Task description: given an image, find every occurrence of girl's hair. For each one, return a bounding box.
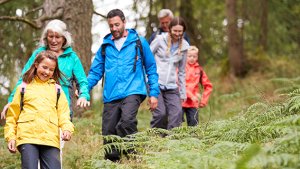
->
[166,17,187,56]
[39,19,73,49]
[22,50,63,84]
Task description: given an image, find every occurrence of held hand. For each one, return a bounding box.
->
[8,140,17,153]
[61,130,72,141]
[1,103,11,120]
[75,90,79,97]
[76,98,90,108]
[148,96,158,111]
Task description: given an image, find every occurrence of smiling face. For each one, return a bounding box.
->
[35,58,56,82]
[170,24,184,42]
[47,30,65,53]
[108,16,126,40]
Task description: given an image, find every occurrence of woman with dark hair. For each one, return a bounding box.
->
[150,17,190,130]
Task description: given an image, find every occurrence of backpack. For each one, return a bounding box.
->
[20,82,61,111]
[100,37,149,95]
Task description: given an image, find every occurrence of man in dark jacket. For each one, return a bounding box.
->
[148,9,190,44]
[87,9,160,162]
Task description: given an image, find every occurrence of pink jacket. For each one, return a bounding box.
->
[182,62,213,108]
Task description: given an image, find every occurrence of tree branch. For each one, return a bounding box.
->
[0,16,40,29]
[0,0,13,5]
[35,7,64,27]
[93,10,106,18]
[25,5,43,16]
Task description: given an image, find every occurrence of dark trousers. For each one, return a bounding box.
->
[18,144,61,169]
[151,88,182,130]
[182,107,199,126]
[102,94,143,161]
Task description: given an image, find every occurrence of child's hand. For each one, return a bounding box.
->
[61,130,72,141]
[1,103,11,120]
[199,103,206,108]
[8,139,16,153]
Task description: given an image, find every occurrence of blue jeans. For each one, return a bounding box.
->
[18,144,61,169]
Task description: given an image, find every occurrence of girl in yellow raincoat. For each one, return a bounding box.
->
[4,50,74,169]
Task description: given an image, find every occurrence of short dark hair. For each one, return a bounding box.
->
[107,9,125,21]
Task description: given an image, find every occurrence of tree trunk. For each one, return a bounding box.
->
[179,0,203,63]
[226,0,245,77]
[259,0,268,51]
[42,0,93,116]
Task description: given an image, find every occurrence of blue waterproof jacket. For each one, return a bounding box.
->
[88,29,160,103]
[8,47,90,106]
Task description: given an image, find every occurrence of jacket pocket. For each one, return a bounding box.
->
[17,113,35,123]
[49,116,58,126]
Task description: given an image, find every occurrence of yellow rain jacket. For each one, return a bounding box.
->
[4,77,74,149]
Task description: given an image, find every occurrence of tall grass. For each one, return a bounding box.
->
[0,55,299,168]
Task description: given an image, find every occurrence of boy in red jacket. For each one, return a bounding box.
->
[182,46,213,126]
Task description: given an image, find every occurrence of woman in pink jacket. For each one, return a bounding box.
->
[182,46,213,126]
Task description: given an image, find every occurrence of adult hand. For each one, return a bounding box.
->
[8,139,16,153]
[1,103,11,120]
[76,97,90,108]
[61,130,72,141]
[148,96,158,111]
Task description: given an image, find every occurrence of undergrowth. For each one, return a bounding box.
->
[0,57,299,169]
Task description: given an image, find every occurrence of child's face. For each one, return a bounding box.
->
[35,58,56,82]
[187,51,198,65]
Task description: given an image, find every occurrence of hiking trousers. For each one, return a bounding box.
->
[18,144,60,169]
[102,94,144,161]
[150,88,182,130]
[182,107,199,126]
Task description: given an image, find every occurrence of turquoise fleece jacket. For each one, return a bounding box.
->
[8,47,90,106]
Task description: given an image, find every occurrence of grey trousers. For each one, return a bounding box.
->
[150,88,182,130]
[18,144,61,169]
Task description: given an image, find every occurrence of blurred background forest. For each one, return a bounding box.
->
[0,0,300,168]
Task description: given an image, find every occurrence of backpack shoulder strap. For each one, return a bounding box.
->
[100,44,108,87]
[101,43,108,57]
[135,37,150,96]
[20,82,27,111]
[55,84,61,109]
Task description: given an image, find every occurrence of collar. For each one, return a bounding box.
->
[111,29,128,40]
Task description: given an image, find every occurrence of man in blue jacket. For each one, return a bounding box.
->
[87,9,160,161]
